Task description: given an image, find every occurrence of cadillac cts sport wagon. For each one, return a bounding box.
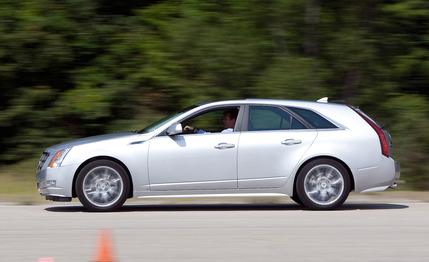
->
[36,98,400,211]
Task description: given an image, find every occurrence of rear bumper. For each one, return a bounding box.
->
[389,161,400,189]
[354,157,399,193]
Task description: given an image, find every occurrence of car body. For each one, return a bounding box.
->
[36,98,400,211]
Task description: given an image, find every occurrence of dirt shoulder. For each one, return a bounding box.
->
[348,190,429,203]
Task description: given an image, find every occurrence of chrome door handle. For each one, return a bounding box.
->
[214,143,235,149]
[281,139,302,145]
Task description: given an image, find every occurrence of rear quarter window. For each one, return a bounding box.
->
[288,107,337,129]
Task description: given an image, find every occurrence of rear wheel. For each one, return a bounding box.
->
[295,158,351,210]
[76,160,130,212]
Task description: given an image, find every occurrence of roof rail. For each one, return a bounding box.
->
[317,97,329,103]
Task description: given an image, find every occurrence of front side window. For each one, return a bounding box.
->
[248,106,306,131]
[181,107,240,134]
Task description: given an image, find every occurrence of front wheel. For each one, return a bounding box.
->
[295,158,351,210]
[76,160,130,212]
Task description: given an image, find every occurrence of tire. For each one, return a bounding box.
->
[76,160,130,212]
[295,158,351,210]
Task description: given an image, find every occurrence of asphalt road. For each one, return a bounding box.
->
[0,198,428,262]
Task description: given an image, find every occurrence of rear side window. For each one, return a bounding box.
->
[248,106,306,131]
[288,107,337,129]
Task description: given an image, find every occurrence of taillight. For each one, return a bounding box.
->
[354,109,389,157]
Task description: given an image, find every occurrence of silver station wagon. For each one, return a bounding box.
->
[36,98,400,211]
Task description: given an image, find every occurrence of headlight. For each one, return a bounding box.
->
[48,148,71,168]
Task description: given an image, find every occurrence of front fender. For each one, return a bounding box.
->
[63,139,151,197]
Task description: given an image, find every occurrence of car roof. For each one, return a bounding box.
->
[198,98,348,110]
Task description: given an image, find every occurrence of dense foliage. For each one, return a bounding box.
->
[0,0,428,188]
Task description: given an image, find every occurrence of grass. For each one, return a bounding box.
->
[0,157,43,203]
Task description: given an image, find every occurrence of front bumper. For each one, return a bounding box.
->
[36,164,77,200]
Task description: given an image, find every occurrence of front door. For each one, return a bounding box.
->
[148,106,241,191]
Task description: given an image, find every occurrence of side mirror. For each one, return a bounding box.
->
[166,123,182,136]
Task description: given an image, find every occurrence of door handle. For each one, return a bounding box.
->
[214,143,235,149]
[281,139,302,145]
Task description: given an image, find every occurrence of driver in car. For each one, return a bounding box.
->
[184,108,238,134]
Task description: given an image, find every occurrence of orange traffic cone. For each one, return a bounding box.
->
[37,258,54,262]
[93,230,116,262]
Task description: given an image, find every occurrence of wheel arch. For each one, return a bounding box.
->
[72,156,134,198]
[292,155,355,197]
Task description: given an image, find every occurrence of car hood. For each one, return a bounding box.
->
[46,132,142,152]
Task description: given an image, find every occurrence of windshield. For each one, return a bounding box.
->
[137,105,197,133]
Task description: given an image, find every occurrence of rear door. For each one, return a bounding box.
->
[237,105,317,188]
